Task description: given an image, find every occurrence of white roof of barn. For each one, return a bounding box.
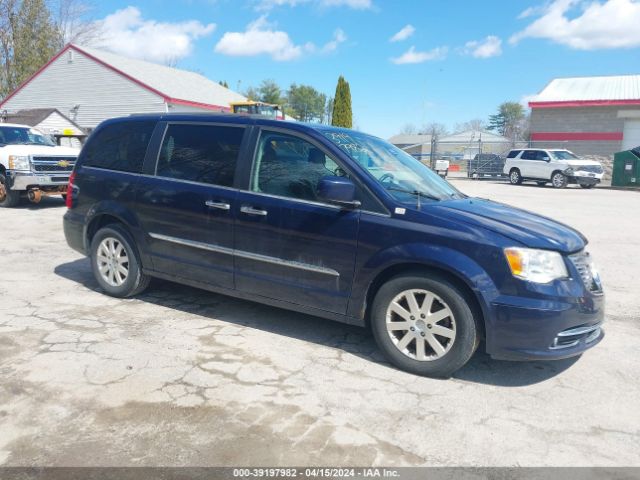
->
[440,130,510,143]
[389,134,433,146]
[531,74,640,104]
[73,44,247,108]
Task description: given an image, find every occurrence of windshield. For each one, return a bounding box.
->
[0,126,56,146]
[322,129,464,202]
[550,150,579,160]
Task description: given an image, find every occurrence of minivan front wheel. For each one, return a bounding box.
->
[371,274,479,377]
[509,169,522,185]
[90,225,150,297]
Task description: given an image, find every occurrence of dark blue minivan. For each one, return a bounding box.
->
[63,114,604,377]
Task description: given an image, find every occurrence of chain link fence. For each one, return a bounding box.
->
[407,139,614,181]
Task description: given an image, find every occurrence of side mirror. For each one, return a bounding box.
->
[317,176,361,208]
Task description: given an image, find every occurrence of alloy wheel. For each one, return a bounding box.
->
[96,237,130,287]
[385,289,456,361]
[552,173,566,188]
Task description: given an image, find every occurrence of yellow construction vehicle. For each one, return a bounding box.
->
[230,101,283,120]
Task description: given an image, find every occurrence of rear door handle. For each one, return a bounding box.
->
[240,205,268,216]
[205,201,231,211]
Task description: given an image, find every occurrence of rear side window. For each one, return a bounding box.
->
[156,124,244,187]
[507,150,522,158]
[521,150,537,160]
[82,121,155,173]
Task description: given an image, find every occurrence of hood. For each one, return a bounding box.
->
[561,159,601,167]
[0,144,79,157]
[428,198,586,253]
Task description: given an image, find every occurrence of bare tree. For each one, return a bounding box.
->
[454,118,486,133]
[50,0,102,47]
[419,122,448,137]
[400,123,417,135]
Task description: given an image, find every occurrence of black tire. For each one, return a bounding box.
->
[370,273,479,378]
[509,168,522,185]
[579,183,595,189]
[551,171,568,189]
[0,173,21,208]
[536,181,547,187]
[90,224,150,298]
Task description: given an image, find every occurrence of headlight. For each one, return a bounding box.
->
[504,247,568,284]
[8,155,30,171]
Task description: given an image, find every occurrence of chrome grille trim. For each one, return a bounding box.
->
[568,251,602,292]
[575,165,603,174]
[31,156,76,173]
[550,323,603,350]
[557,323,601,337]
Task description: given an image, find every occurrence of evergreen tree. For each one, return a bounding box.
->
[331,76,352,128]
[487,101,525,139]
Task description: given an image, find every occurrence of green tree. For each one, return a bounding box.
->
[286,83,326,123]
[1,0,59,98]
[331,75,352,128]
[219,80,229,88]
[488,101,525,139]
[257,79,282,105]
[243,86,259,101]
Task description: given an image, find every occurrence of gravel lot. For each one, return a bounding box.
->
[0,180,639,467]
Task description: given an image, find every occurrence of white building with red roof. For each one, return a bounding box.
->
[0,44,247,130]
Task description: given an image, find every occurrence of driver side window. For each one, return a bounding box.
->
[251,131,345,202]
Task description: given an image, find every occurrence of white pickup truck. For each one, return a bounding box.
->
[0,123,80,207]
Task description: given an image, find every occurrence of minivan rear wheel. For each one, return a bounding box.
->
[90,224,150,297]
[509,169,522,185]
[370,274,479,377]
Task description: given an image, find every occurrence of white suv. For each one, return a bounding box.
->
[503,149,604,189]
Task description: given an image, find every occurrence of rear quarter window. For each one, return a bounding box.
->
[507,150,522,158]
[81,121,156,173]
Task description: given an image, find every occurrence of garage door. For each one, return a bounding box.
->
[623,120,640,150]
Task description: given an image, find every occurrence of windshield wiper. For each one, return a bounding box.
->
[385,186,441,209]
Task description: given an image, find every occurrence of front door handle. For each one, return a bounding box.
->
[205,201,231,210]
[240,205,268,216]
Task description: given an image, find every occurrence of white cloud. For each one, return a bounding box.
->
[93,7,215,63]
[461,35,502,58]
[321,29,347,53]
[390,24,415,42]
[256,0,372,10]
[215,16,307,61]
[215,17,346,61]
[511,0,640,49]
[391,45,447,64]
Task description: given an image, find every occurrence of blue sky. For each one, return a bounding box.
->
[88,0,640,138]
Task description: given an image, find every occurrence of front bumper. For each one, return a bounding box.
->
[486,292,605,361]
[8,171,71,190]
[570,171,604,185]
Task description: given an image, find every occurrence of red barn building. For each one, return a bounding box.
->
[529,75,640,158]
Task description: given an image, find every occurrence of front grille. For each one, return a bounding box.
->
[576,165,603,174]
[31,156,76,173]
[550,323,602,349]
[568,251,602,292]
